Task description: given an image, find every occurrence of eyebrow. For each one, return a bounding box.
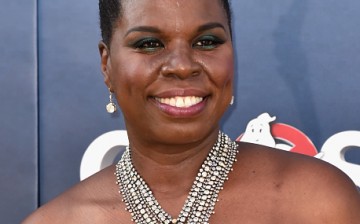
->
[125,26,161,37]
[197,22,226,33]
[124,22,226,37]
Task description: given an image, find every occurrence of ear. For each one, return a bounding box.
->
[98,41,112,90]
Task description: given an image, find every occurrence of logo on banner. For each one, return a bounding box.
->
[80,113,359,186]
[238,113,360,186]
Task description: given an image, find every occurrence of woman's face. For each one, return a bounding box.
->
[100,0,234,146]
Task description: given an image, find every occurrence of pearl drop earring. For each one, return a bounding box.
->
[106,89,117,113]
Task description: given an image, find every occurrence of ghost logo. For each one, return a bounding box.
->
[237,113,360,187]
[238,113,317,156]
[240,113,277,147]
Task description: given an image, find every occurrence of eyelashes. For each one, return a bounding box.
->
[193,35,225,50]
[130,35,225,53]
[131,37,164,53]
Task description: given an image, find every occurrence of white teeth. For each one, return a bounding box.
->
[184,97,192,107]
[155,96,203,108]
[175,97,185,107]
[170,98,176,107]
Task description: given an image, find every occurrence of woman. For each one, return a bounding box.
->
[23,0,360,223]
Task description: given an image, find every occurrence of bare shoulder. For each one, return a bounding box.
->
[21,165,129,224]
[227,142,360,223]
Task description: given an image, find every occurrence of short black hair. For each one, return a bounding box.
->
[99,0,232,46]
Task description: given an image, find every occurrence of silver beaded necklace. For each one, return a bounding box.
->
[115,131,238,224]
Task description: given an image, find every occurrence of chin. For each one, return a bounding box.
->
[151,123,219,145]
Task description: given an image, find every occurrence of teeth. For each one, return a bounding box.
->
[176,97,185,107]
[156,96,203,108]
[185,97,192,107]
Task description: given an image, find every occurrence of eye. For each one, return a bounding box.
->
[193,35,225,50]
[132,37,164,53]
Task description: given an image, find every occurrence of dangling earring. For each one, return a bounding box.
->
[230,96,234,105]
[106,89,117,113]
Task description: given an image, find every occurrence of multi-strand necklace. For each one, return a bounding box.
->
[115,131,239,224]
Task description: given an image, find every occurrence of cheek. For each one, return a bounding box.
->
[109,53,163,119]
[208,50,234,89]
[208,49,234,113]
[110,55,156,96]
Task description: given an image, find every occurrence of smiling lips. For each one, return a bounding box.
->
[155,96,204,108]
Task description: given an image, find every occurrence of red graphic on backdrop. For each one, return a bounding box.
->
[236,113,317,156]
[271,123,318,156]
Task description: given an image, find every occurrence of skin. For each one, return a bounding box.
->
[22,0,360,223]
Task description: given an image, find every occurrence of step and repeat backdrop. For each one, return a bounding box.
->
[1,0,359,223]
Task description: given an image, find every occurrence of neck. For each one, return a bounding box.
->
[127,128,219,192]
[115,131,239,222]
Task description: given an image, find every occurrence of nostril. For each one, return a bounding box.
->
[191,71,200,77]
[160,62,201,80]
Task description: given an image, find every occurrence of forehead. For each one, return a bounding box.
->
[118,0,228,34]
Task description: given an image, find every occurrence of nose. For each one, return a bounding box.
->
[160,43,202,79]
